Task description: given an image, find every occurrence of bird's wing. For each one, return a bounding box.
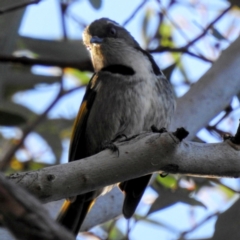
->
[69,74,99,161]
[57,73,99,235]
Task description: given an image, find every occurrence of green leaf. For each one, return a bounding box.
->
[156,174,177,189]
[27,161,49,170]
[0,109,26,126]
[159,22,174,48]
[101,220,125,240]
[7,158,50,174]
[64,68,90,85]
[89,0,102,9]
[158,22,182,65]
[108,226,125,240]
[217,184,236,199]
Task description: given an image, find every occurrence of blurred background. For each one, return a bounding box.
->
[0,0,240,239]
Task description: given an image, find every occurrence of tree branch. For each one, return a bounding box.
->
[184,6,231,49]
[8,131,240,204]
[149,46,213,63]
[149,5,232,63]
[0,1,41,15]
[0,172,74,240]
[0,54,93,71]
[170,35,240,138]
[123,0,148,26]
[0,85,83,170]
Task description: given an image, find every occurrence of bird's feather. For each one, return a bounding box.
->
[57,74,98,234]
[119,174,152,218]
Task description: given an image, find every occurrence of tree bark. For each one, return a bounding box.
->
[8,132,240,204]
[0,173,75,240]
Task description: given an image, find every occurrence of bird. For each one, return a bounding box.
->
[57,18,175,236]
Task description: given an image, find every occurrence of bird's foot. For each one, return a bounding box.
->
[119,134,139,142]
[101,140,119,156]
[151,125,167,133]
[112,134,127,142]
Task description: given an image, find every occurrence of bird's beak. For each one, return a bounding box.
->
[90,36,103,44]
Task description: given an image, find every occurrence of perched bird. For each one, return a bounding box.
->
[57,18,175,235]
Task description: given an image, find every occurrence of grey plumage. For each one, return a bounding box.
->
[57,18,175,235]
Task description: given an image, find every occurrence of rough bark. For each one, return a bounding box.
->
[0,173,75,240]
[8,132,240,204]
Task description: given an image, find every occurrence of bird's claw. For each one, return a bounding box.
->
[101,140,119,156]
[151,125,167,133]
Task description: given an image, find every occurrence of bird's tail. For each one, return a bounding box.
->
[57,195,94,236]
[119,174,152,218]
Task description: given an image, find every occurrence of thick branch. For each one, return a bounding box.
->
[0,172,74,240]
[0,1,41,15]
[8,132,240,203]
[170,35,240,138]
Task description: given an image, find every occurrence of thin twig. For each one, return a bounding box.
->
[0,0,41,14]
[179,212,219,238]
[0,85,84,170]
[60,2,68,40]
[206,125,230,139]
[149,46,213,63]
[0,54,93,71]
[158,4,204,56]
[68,12,87,29]
[184,6,232,49]
[216,105,233,127]
[150,5,231,64]
[123,0,148,26]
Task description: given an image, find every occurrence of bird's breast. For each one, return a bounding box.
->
[85,71,175,155]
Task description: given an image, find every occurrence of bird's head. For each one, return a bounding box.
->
[83,18,140,72]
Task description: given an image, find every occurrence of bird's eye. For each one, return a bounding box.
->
[109,27,117,36]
